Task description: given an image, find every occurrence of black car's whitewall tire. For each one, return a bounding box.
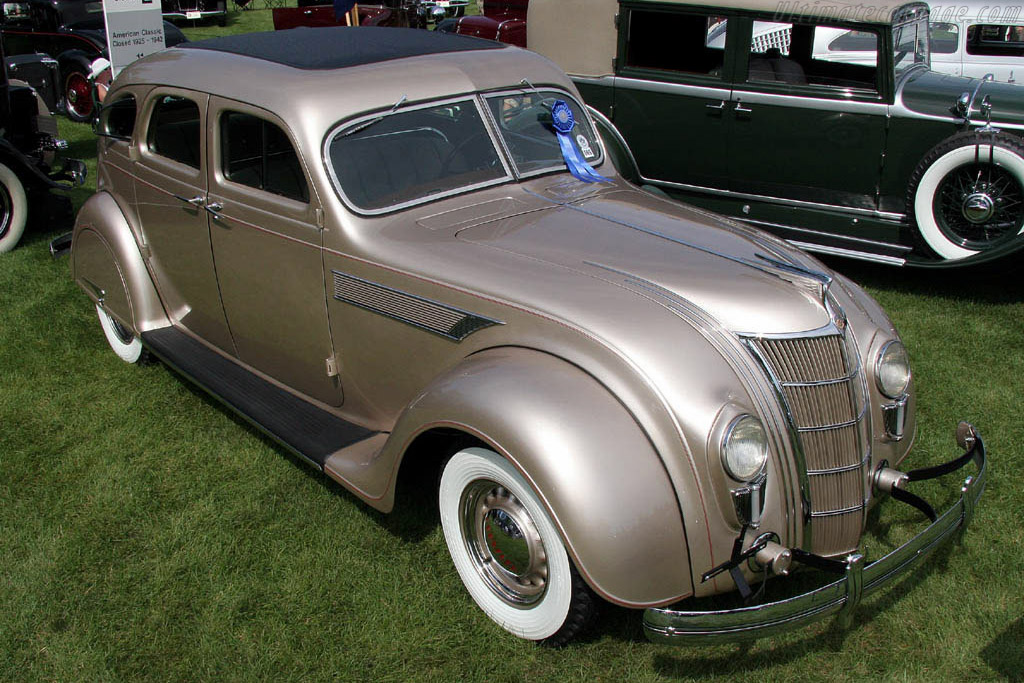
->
[0,162,28,254]
[439,447,594,644]
[96,304,148,364]
[910,132,1024,260]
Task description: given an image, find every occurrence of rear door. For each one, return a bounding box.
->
[206,97,341,407]
[132,88,236,354]
[613,3,737,190]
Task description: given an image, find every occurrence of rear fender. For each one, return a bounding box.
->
[382,346,693,607]
[70,191,168,333]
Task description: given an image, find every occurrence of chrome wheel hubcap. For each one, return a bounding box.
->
[962,192,995,223]
[461,480,548,608]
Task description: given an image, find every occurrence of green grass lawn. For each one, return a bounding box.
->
[1,10,1023,681]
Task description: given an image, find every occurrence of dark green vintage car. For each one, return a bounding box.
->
[528,0,1024,266]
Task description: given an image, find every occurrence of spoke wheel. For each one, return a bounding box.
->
[933,162,1024,251]
[909,131,1024,260]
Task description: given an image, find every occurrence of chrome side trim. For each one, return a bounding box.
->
[610,76,732,100]
[641,176,906,221]
[330,270,503,341]
[809,503,866,518]
[789,241,909,266]
[643,431,986,644]
[730,89,888,115]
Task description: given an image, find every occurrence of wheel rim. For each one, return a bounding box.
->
[461,479,549,608]
[65,71,94,119]
[0,179,11,240]
[933,162,1024,251]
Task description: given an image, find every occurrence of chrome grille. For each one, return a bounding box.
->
[748,332,869,557]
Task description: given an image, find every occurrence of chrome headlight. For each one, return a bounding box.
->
[721,415,769,482]
[876,340,911,398]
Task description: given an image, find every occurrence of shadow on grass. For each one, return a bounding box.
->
[171,375,441,544]
[981,616,1024,681]
[817,254,1023,304]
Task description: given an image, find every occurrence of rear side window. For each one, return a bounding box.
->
[99,94,136,139]
[147,95,201,168]
[967,24,1024,55]
[624,10,728,77]
[221,111,309,203]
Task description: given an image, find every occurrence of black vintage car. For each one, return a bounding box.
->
[0,0,187,121]
[0,33,84,252]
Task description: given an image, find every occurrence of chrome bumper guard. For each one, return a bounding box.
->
[644,422,987,644]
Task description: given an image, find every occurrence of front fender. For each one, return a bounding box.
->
[70,191,168,333]
[383,346,693,607]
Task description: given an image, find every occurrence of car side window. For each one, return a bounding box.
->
[220,111,309,203]
[147,95,201,168]
[624,10,728,78]
[967,24,1024,55]
[747,22,879,92]
[99,94,136,139]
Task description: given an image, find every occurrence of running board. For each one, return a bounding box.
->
[140,327,377,470]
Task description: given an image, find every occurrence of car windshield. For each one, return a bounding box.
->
[327,99,507,212]
[893,16,930,75]
[327,91,600,212]
[485,90,601,176]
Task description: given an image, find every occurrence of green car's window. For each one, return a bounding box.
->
[485,92,601,176]
[328,100,505,212]
[966,24,1024,55]
[746,23,878,92]
[893,19,929,74]
[625,10,728,77]
[148,95,201,169]
[99,94,136,139]
[221,111,309,203]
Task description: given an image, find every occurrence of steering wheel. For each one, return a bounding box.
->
[440,132,494,174]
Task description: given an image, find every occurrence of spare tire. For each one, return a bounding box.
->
[908,130,1024,260]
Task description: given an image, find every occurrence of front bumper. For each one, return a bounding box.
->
[644,422,987,644]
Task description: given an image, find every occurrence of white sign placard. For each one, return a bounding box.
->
[103,0,166,76]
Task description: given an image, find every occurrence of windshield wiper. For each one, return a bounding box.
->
[342,94,408,137]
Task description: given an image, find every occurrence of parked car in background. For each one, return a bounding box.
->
[813,1,1024,82]
[436,0,526,46]
[72,27,984,645]
[0,0,186,121]
[0,34,84,252]
[272,0,428,30]
[161,0,227,27]
[528,0,1024,266]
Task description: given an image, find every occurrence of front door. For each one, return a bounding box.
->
[132,89,235,354]
[205,97,341,407]
[725,18,889,212]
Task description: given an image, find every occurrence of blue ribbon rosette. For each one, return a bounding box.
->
[550,100,610,183]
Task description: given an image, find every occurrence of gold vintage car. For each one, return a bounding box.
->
[71,28,985,645]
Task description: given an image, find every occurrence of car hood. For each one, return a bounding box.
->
[900,68,1024,126]
[455,187,832,335]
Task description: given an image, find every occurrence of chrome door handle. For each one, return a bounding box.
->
[734,100,753,114]
[204,202,223,217]
[173,194,206,207]
[705,100,726,111]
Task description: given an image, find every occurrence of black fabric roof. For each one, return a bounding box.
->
[178,27,504,70]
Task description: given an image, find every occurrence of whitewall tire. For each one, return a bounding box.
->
[439,447,593,643]
[0,162,28,254]
[910,132,1024,260]
[96,304,147,364]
